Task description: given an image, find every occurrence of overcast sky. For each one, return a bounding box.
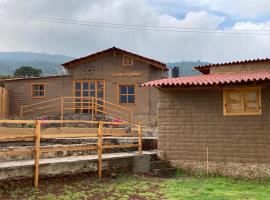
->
[0,0,270,63]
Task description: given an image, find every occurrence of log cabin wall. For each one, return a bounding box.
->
[4,76,73,117]
[67,51,163,126]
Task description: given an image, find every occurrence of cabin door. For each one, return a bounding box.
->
[73,80,105,113]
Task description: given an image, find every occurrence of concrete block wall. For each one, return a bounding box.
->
[157,86,270,178]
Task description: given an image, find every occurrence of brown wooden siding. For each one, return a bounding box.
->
[5,76,73,116]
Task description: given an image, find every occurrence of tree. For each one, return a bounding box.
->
[14,66,42,77]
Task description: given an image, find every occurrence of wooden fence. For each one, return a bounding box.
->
[0,87,8,119]
[0,120,142,188]
[21,96,132,122]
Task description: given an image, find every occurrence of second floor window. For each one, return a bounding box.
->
[123,55,133,66]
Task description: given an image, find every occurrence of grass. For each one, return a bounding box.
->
[1,173,270,200]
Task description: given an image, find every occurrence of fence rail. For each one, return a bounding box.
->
[0,119,142,188]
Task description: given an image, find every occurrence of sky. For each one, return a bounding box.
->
[0,0,270,63]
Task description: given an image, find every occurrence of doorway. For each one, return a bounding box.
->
[73,80,105,113]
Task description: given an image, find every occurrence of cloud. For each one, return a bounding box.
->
[0,0,269,63]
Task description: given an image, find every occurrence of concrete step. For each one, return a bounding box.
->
[152,168,178,177]
[150,160,171,169]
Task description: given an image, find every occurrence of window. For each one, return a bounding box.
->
[123,55,133,66]
[223,87,261,115]
[32,83,45,98]
[119,85,135,104]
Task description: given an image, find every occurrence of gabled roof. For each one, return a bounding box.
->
[194,58,270,74]
[62,47,167,70]
[141,71,270,87]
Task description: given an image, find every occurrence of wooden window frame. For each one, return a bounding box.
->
[31,83,46,99]
[122,54,133,66]
[118,84,136,105]
[73,80,106,113]
[223,86,261,116]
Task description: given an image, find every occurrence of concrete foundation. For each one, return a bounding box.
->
[0,151,155,180]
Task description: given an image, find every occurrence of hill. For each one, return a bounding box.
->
[0,52,73,76]
[0,52,209,77]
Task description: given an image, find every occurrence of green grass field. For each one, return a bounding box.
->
[1,173,270,200]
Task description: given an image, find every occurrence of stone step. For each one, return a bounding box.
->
[150,160,172,169]
[152,168,178,177]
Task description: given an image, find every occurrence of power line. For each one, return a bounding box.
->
[0,11,270,36]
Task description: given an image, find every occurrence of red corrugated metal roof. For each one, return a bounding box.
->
[195,58,270,74]
[141,71,270,87]
[62,47,167,70]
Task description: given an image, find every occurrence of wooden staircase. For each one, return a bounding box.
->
[20,96,132,122]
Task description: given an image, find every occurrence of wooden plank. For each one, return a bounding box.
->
[98,121,103,179]
[34,120,41,188]
[0,120,35,124]
[42,133,98,139]
[40,145,97,153]
[111,72,142,77]
[138,122,142,155]
[103,144,138,149]
[0,148,33,156]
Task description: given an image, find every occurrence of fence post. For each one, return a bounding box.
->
[34,120,41,188]
[98,121,103,179]
[60,97,64,121]
[20,107,23,119]
[138,121,142,155]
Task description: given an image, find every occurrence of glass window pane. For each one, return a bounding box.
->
[33,91,39,96]
[97,82,103,89]
[75,91,81,96]
[128,95,135,103]
[120,95,127,103]
[90,82,95,90]
[245,102,258,112]
[120,86,127,94]
[90,91,95,97]
[245,92,257,101]
[33,85,39,90]
[227,92,242,103]
[39,85,44,90]
[83,91,89,96]
[39,91,44,96]
[75,82,81,90]
[97,90,103,98]
[227,91,243,112]
[128,86,134,94]
[83,82,88,90]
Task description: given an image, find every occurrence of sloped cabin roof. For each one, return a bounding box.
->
[194,58,270,74]
[142,58,270,87]
[141,71,270,87]
[62,47,167,70]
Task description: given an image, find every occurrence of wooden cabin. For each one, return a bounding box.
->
[3,47,167,126]
[142,58,270,178]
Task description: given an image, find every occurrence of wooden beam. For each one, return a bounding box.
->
[138,121,142,155]
[111,72,142,77]
[34,120,41,188]
[40,145,97,153]
[98,121,103,179]
[103,144,138,149]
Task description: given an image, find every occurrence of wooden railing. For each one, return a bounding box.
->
[0,120,142,187]
[20,96,132,122]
